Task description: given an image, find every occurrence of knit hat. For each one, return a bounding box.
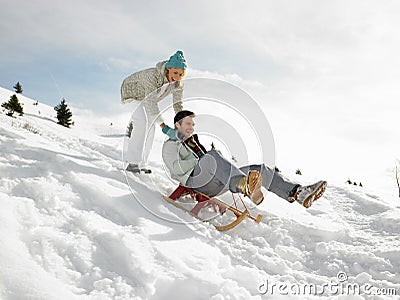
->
[165,50,187,70]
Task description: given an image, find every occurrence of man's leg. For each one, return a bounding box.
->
[185,150,246,197]
[239,164,299,202]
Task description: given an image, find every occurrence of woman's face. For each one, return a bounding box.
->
[167,68,185,83]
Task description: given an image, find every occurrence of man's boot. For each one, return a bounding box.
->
[289,180,327,208]
[237,170,264,205]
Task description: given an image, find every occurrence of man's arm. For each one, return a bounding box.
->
[162,141,198,183]
[161,124,177,140]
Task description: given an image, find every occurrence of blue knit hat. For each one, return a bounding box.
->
[165,50,187,70]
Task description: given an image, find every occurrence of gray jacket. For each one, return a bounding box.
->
[120,61,183,117]
[162,138,199,185]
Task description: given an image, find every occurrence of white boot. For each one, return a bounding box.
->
[290,180,327,208]
[126,164,152,174]
[126,163,141,173]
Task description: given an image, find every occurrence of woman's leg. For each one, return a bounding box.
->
[125,102,146,165]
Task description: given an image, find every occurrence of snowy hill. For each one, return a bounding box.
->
[1,87,399,299]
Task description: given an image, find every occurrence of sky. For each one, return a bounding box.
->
[1,0,400,190]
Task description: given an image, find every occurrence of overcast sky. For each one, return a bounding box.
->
[1,0,400,187]
[1,0,399,108]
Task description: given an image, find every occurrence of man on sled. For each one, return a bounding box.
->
[162,110,327,210]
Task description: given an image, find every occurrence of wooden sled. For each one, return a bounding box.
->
[162,184,263,231]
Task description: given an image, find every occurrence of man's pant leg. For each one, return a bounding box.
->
[185,150,246,197]
[239,164,299,201]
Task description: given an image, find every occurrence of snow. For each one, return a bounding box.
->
[1,86,400,299]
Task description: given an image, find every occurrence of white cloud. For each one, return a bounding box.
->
[98,57,139,72]
[2,0,400,79]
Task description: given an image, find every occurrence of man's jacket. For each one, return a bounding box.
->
[162,134,206,185]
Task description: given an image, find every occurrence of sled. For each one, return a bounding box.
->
[162,184,263,231]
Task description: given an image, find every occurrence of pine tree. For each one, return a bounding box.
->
[126,121,133,137]
[211,142,216,150]
[54,98,73,128]
[1,94,24,117]
[13,82,23,93]
[346,179,352,185]
[295,169,302,175]
[274,166,281,173]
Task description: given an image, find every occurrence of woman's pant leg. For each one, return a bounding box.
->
[125,101,156,166]
[142,118,155,166]
[125,102,146,165]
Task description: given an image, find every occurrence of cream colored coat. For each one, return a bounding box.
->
[120,61,183,118]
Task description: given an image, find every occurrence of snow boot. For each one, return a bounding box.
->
[126,164,152,174]
[290,180,327,208]
[126,163,141,173]
[140,168,152,174]
[237,170,264,205]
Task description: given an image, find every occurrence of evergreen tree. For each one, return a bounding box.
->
[346,179,352,185]
[295,169,302,175]
[1,94,24,117]
[359,182,363,187]
[13,82,23,93]
[126,121,133,137]
[211,142,216,150]
[274,166,281,173]
[54,98,73,128]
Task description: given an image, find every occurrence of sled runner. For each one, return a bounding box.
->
[162,184,263,231]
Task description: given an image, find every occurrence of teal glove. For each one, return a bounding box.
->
[161,125,177,140]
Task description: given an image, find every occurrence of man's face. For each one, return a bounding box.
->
[175,116,195,139]
[167,68,185,83]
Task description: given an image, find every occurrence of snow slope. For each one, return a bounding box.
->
[1,87,399,299]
